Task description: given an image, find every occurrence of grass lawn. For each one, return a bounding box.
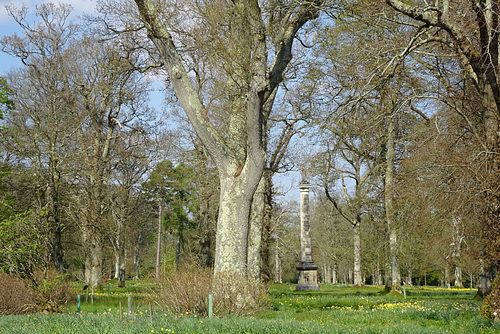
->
[0,282,499,333]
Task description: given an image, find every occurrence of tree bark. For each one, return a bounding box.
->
[444,262,451,288]
[196,141,215,268]
[385,112,401,291]
[133,232,143,279]
[156,203,162,279]
[82,220,103,289]
[259,169,274,282]
[247,176,265,279]
[215,165,262,274]
[134,0,320,277]
[451,215,464,288]
[114,253,120,280]
[274,236,282,283]
[45,179,65,273]
[353,222,363,286]
[325,265,331,283]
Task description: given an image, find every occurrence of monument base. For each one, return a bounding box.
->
[296,261,320,291]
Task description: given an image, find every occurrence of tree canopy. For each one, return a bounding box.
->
[1,0,500,319]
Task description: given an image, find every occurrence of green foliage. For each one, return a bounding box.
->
[0,211,48,279]
[34,270,74,313]
[0,77,13,120]
[480,275,500,320]
[144,160,199,263]
[144,161,198,215]
[144,161,196,201]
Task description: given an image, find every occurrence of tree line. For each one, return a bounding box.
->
[0,0,499,319]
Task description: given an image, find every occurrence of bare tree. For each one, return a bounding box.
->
[386,0,500,300]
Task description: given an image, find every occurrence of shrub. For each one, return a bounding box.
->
[33,270,74,313]
[480,275,500,320]
[0,271,37,315]
[211,271,269,316]
[0,270,74,315]
[0,211,49,280]
[156,264,268,317]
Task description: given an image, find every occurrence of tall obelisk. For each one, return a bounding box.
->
[296,181,319,291]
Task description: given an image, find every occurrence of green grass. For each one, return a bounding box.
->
[0,282,499,333]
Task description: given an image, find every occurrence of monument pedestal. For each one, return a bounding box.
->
[296,261,320,291]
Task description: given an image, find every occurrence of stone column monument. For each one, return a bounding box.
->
[296,181,320,291]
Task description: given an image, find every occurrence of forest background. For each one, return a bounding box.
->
[1,0,499,319]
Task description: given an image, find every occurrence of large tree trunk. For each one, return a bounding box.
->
[114,253,120,279]
[274,238,282,283]
[82,224,103,289]
[478,84,500,297]
[196,141,216,268]
[115,236,126,288]
[451,215,463,288]
[384,245,391,289]
[215,163,262,275]
[353,222,363,286]
[43,144,65,273]
[454,266,463,288]
[444,262,450,288]
[46,180,65,273]
[259,169,274,282]
[175,235,181,270]
[133,232,143,279]
[247,169,275,280]
[134,0,320,278]
[385,112,401,291]
[156,203,162,279]
[81,178,104,289]
[118,249,126,288]
[111,209,126,287]
[247,176,266,279]
[479,260,497,297]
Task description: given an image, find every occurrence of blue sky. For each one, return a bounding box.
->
[0,0,96,25]
[0,0,303,203]
[0,0,97,74]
